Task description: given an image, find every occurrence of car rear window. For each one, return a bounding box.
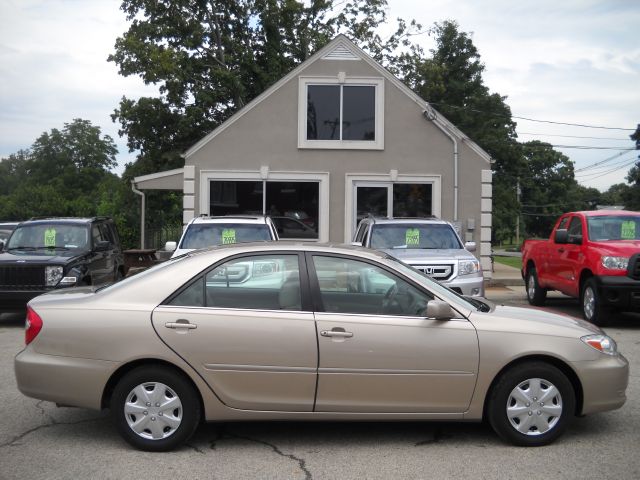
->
[179,223,272,249]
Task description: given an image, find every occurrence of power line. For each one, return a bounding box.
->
[574,151,633,172]
[550,145,634,150]
[428,102,636,131]
[518,132,630,141]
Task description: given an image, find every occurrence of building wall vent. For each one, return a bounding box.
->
[323,43,360,61]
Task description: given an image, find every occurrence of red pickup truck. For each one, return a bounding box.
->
[521,210,640,325]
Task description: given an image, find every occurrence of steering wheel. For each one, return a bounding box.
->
[382,283,399,312]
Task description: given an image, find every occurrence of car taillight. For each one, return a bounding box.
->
[25,306,43,345]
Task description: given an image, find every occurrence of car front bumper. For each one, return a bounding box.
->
[595,275,640,311]
[0,290,47,311]
[572,352,629,415]
[441,274,485,297]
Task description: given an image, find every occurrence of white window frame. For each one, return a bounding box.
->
[344,174,442,242]
[298,76,384,150]
[199,170,330,242]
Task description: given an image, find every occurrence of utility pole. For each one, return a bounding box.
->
[516,179,521,245]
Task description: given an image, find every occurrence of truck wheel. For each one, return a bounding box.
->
[526,267,547,306]
[581,278,609,326]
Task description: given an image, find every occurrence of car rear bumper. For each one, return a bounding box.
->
[572,353,629,415]
[595,275,640,311]
[14,347,118,410]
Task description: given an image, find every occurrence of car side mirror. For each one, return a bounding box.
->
[165,241,177,252]
[464,241,476,252]
[554,229,568,244]
[95,240,111,252]
[424,300,455,320]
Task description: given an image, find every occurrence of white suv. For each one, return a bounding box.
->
[353,216,484,297]
[166,215,279,258]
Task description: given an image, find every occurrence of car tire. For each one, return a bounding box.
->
[111,366,201,451]
[526,267,547,306]
[488,362,575,447]
[581,277,609,326]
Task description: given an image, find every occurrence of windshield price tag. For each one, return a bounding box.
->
[222,229,236,244]
[621,221,635,239]
[44,228,56,247]
[406,228,420,246]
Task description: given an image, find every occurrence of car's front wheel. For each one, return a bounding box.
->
[488,362,575,446]
[581,277,609,326]
[526,267,546,306]
[111,366,201,451]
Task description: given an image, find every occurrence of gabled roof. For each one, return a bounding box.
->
[184,34,491,164]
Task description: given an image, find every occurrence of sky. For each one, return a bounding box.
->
[0,0,638,191]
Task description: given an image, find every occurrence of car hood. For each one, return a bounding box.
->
[588,240,640,255]
[0,250,86,264]
[470,302,601,337]
[381,248,475,263]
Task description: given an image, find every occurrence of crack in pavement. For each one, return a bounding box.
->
[208,426,312,479]
[0,406,106,449]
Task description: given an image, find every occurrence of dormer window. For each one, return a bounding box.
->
[298,76,384,149]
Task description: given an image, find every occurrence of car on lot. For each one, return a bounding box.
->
[353,216,484,296]
[0,217,125,312]
[15,243,628,451]
[271,216,318,239]
[0,221,19,250]
[165,215,279,258]
[522,210,640,325]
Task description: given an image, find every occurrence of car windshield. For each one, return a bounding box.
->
[370,224,462,250]
[385,255,479,311]
[7,224,89,250]
[587,215,640,241]
[179,223,272,249]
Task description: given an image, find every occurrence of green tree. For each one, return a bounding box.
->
[398,21,522,243]
[0,120,129,240]
[622,124,640,210]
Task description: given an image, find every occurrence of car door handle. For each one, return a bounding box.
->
[558,248,565,253]
[320,330,353,338]
[165,321,197,330]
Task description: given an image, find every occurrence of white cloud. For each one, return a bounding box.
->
[1,0,638,190]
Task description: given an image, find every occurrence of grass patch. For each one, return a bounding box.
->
[493,255,522,269]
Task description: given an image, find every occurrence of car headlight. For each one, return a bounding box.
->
[45,266,63,286]
[458,259,480,276]
[581,334,618,355]
[601,256,629,270]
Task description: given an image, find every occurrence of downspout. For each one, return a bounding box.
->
[423,107,459,221]
[131,181,145,249]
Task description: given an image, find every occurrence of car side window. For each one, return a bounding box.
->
[312,255,433,316]
[568,217,583,239]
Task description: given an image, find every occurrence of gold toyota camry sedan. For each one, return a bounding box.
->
[15,243,628,451]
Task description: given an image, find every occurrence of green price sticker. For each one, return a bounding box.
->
[44,228,56,247]
[406,228,420,246]
[621,221,636,239]
[222,229,236,245]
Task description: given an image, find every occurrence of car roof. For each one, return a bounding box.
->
[363,216,448,225]
[189,215,270,225]
[574,210,640,217]
[17,217,109,226]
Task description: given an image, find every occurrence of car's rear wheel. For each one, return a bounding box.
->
[111,366,201,451]
[581,277,609,326]
[488,362,575,446]
[526,267,546,306]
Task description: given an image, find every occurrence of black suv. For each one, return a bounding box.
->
[0,217,125,312]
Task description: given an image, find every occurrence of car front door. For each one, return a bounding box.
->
[151,253,318,411]
[309,254,479,413]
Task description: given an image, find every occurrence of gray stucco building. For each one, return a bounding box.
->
[134,35,493,275]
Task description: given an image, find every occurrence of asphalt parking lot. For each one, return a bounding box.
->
[1,288,639,480]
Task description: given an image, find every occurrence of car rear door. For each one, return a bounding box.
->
[309,253,479,413]
[151,252,318,411]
